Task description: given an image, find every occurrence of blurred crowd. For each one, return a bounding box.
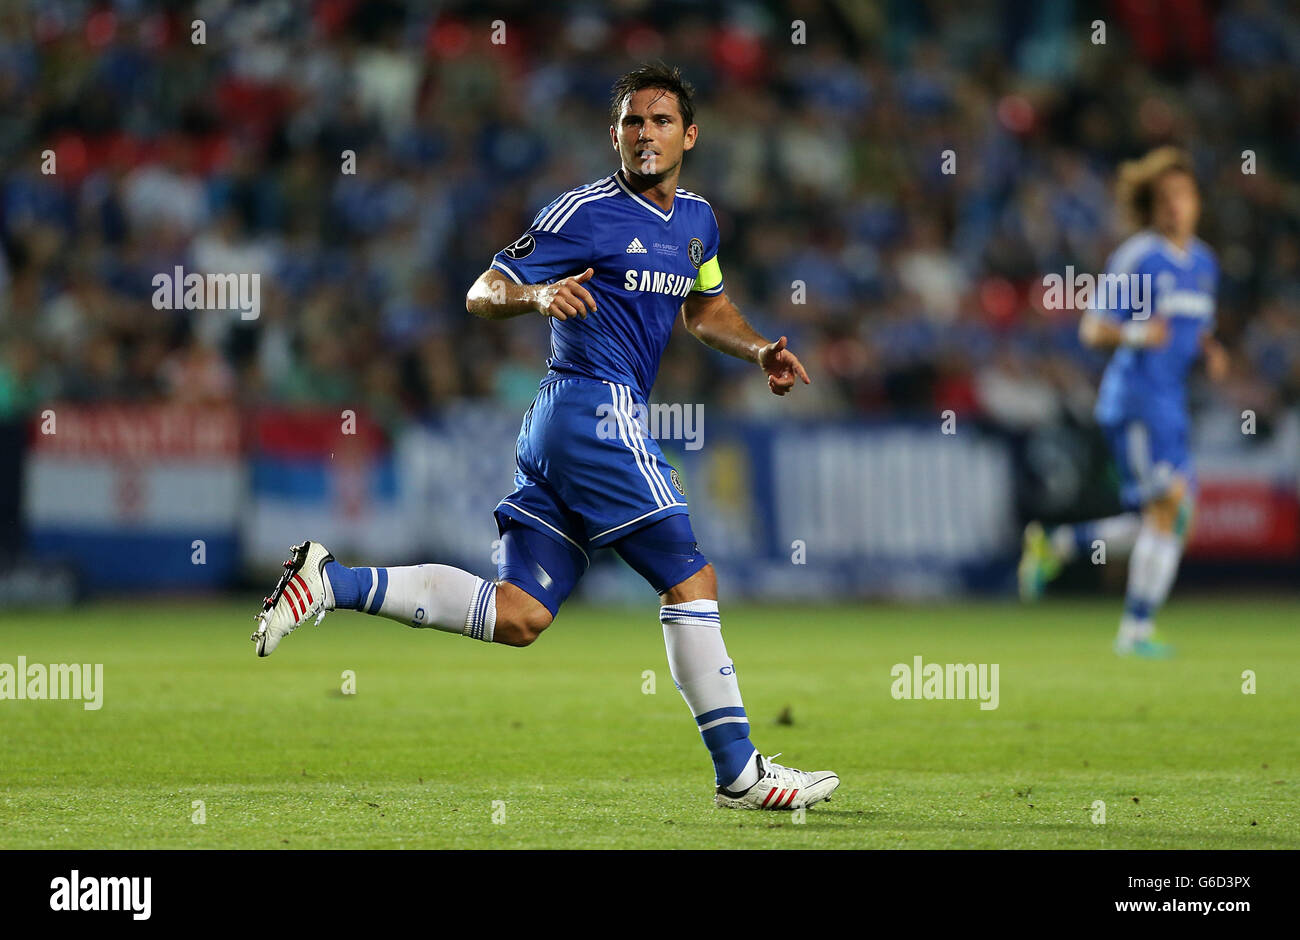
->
[1,0,1299,436]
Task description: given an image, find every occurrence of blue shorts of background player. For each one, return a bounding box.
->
[1101,416,1195,513]
[492,375,709,615]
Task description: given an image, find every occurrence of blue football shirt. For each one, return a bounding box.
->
[1093,230,1218,428]
[490,169,724,401]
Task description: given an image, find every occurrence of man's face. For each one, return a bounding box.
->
[1152,170,1200,241]
[610,87,697,181]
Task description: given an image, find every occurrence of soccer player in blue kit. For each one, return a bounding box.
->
[251,64,840,810]
[1019,147,1230,656]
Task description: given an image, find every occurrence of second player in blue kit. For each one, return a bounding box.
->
[1093,229,1218,514]
[1019,147,1230,656]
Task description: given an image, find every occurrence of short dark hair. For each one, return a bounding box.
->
[609,62,696,129]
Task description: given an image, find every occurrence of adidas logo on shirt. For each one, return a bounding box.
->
[626,237,647,254]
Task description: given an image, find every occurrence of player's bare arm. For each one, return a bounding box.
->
[466,267,597,321]
[1078,310,1170,351]
[1202,332,1230,382]
[681,291,811,396]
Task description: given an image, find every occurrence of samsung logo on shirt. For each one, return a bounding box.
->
[623,269,695,298]
[1157,289,1214,318]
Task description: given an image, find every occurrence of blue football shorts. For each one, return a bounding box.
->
[492,375,706,612]
[1101,415,1194,512]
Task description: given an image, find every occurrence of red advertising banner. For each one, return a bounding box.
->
[28,404,240,458]
[1186,479,1300,560]
[250,408,388,458]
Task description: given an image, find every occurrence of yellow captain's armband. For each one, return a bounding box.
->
[692,255,723,293]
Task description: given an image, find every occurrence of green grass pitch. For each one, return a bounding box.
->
[1,596,1297,849]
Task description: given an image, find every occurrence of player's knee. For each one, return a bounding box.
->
[1168,476,1188,506]
[493,521,584,644]
[1145,476,1187,533]
[1144,498,1176,533]
[661,562,716,604]
[493,582,553,647]
[500,611,550,647]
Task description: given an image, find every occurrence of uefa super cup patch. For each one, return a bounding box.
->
[671,468,686,496]
[688,237,704,267]
[504,234,535,259]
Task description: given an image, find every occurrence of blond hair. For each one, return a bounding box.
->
[1116,146,1196,229]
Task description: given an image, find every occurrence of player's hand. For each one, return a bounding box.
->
[1142,317,1170,348]
[535,268,597,321]
[758,335,811,397]
[1204,338,1231,383]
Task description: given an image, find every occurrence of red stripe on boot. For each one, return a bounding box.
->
[286,581,305,619]
[294,573,313,604]
[284,588,301,620]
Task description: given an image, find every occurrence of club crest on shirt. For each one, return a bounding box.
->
[504,234,535,259]
[670,468,686,495]
[688,237,704,268]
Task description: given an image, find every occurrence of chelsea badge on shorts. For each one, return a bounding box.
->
[687,237,704,268]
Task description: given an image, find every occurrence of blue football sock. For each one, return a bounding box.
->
[1073,522,1096,558]
[1123,596,1152,621]
[660,600,758,789]
[324,561,371,611]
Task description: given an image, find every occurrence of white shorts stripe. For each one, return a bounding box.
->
[590,503,686,543]
[1126,421,1152,491]
[496,500,590,564]
[619,384,675,506]
[604,382,666,509]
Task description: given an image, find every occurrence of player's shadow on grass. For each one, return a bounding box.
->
[701,807,877,829]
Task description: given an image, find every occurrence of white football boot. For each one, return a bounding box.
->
[714,753,840,810]
[251,541,336,657]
